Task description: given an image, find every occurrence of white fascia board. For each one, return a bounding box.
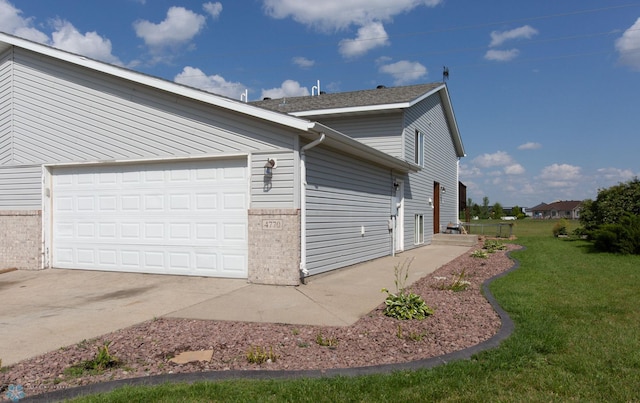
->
[289,84,447,117]
[291,103,410,117]
[0,33,313,133]
[437,86,466,158]
[410,84,445,107]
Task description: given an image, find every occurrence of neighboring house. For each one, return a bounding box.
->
[529,201,582,219]
[0,33,465,285]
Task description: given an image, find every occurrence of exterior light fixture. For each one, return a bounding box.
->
[393,180,399,190]
[264,158,277,177]
[441,185,446,194]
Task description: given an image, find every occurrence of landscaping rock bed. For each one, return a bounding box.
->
[1,242,518,398]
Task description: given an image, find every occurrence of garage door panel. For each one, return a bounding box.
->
[52,159,248,278]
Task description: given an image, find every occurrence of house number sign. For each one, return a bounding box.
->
[262,219,283,230]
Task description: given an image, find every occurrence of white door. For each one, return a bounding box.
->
[51,159,248,278]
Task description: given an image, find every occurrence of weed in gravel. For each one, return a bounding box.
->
[63,341,121,379]
[433,269,471,292]
[396,325,428,342]
[315,333,339,348]
[246,346,278,364]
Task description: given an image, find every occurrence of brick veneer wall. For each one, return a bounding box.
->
[248,209,300,285]
[0,211,42,270]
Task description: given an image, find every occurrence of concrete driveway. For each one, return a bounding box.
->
[0,243,471,366]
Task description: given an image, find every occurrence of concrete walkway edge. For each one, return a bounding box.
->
[29,247,524,403]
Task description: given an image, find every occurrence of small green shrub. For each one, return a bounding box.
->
[552,219,569,237]
[246,346,278,364]
[483,239,507,252]
[471,249,488,258]
[592,214,640,254]
[381,258,434,320]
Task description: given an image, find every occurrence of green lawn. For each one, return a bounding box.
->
[73,220,640,402]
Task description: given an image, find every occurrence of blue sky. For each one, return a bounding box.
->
[2,0,639,208]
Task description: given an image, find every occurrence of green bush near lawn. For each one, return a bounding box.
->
[71,220,640,402]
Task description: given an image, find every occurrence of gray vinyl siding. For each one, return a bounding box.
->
[0,165,41,209]
[0,49,12,166]
[315,114,404,158]
[305,146,392,275]
[9,47,297,165]
[403,92,459,244]
[250,150,296,209]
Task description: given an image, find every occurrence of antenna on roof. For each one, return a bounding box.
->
[240,89,248,103]
[442,66,449,82]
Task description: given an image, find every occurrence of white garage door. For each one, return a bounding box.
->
[51,159,248,278]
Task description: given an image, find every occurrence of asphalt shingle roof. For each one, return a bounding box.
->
[250,82,443,114]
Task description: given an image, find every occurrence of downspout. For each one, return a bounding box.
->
[299,133,326,283]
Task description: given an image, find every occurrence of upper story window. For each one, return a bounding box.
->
[414,130,424,167]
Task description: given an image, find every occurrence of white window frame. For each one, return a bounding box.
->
[415,130,424,167]
[414,214,424,245]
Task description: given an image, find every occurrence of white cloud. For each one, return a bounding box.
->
[538,163,581,188]
[263,0,441,57]
[292,56,315,68]
[459,163,482,178]
[262,0,442,31]
[50,20,122,65]
[505,164,525,175]
[0,1,122,64]
[261,80,310,99]
[484,49,519,62]
[615,17,640,71]
[489,25,538,47]
[203,2,223,19]
[596,167,636,182]
[133,6,207,52]
[0,0,49,43]
[174,66,246,99]
[518,142,542,150]
[339,21,389,58]
[378,60,427,85]
[472,151,514,168]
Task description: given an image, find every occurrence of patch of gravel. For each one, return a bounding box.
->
[1,242,518,398]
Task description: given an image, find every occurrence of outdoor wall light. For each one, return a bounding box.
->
[440,185,446,194]
[393,180,399,190]
[264,158,277,177]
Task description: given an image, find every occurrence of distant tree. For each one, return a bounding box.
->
[480,197,490,219]
[580,178,640,231]
[510,205,525,219]
[580,178,640,255]
[492,202,504,219]
[471,203,481,218]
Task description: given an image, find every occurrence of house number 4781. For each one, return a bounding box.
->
[262,219,283,230]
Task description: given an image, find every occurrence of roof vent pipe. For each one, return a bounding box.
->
[311,80,321,96]
[240,89,248,103]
